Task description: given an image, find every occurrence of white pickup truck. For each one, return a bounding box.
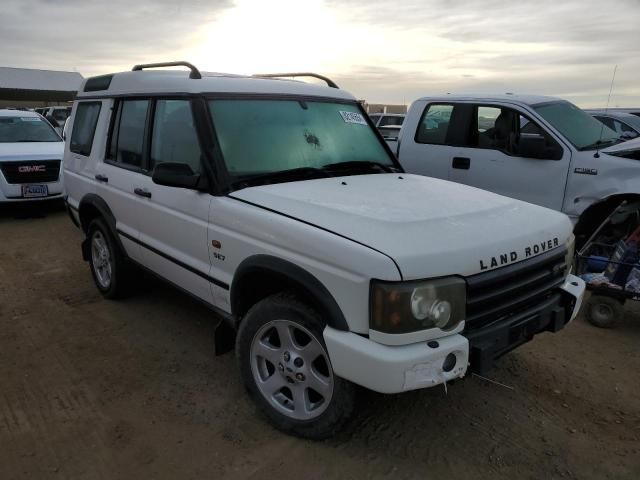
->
[395,94,640,245]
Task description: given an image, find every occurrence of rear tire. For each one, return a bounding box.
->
[585,294,621,328]
[87,218,133,299]
[236,293,355,439]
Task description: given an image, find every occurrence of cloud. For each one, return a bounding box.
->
[0,0,231,73]
[1,0,638,107]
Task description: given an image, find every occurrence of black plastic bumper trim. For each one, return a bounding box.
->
[463,291,571,375]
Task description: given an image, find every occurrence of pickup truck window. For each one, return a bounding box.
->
[534,101,620,151]
[415,104,453,145]
[472,105,562,159]
[476,106,503,147]
[208,99,394,179]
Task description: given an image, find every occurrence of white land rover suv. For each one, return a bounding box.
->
[64,62,585,439]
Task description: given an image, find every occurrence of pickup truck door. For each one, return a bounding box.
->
[448,103,570,211]
[398,102,471,181]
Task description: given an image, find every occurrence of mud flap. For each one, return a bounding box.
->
[214,320,236,356]
[81,238,91,262]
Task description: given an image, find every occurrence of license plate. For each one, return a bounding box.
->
[21,184,48,198]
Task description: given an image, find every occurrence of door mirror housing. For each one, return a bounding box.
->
[517,134,562,160]
[152,162,202,190]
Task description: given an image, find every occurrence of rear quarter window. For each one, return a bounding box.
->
[415,104,454,145]
[70,102,102,156]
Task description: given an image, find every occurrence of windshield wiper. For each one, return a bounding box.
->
[321,160,399,174]
[231,166,329,189]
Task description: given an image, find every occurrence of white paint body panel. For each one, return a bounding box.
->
[397,95,640,222]
[323,326,469,394]
[231,174,574,279]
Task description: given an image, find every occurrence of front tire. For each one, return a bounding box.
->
[236,293,355,439]
[87,218,132,299]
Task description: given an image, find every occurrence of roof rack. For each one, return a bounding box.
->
[132,61,202,79]
[252,72,339,89]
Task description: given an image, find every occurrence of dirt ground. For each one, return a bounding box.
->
[0,202,639,480]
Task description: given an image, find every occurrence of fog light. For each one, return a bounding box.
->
[442,353,457,372]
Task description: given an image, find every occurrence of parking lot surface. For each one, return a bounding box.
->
[1,203,639,480]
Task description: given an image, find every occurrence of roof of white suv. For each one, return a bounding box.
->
[416,93,561,107]
[77,63,355,101]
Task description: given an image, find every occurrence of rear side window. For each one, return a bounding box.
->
[379,115,404,127]
[150,100,201,174]
[415,104,454,144]
[70,102,101,155]
[108,100,149,168]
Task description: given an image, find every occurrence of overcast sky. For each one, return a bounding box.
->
[2,0,639,107]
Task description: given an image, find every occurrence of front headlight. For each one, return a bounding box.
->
[565,234,575,274]
[370,277,466,334]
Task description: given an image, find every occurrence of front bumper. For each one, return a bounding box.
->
[324,274,585,394]
[324,327,469,394]
[0,177,64,203]
[464,274,585,375]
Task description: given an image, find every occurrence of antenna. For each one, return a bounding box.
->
[595,64,617,158]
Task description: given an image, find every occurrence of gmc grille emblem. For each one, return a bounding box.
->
[18,165,46,173]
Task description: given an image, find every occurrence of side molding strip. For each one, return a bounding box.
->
[117,229,230,290]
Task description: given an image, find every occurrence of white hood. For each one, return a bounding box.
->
[230,174,573,279]
[0,141,64,161]
[602,136,640,155]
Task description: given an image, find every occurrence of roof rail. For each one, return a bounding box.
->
[132,61,202,79]
[252,72,339,89]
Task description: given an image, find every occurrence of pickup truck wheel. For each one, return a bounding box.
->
[87,218,132,299]
[585,294,620,328]
[236,293,355,439]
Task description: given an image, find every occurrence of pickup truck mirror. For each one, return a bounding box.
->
[517,134,563,160]
[152,162,202,189]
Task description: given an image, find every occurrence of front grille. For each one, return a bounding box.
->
[0,160,61,184]
[465,248,567,329]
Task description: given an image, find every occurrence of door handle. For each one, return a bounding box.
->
[452,157,471,170]
[94,174,109,183]
[134,188,152,198]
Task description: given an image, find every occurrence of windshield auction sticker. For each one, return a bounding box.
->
[339,111,367,125]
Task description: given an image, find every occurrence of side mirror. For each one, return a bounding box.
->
[622,131,638,140]
[152,162,202,189]
[517,134,562,160]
